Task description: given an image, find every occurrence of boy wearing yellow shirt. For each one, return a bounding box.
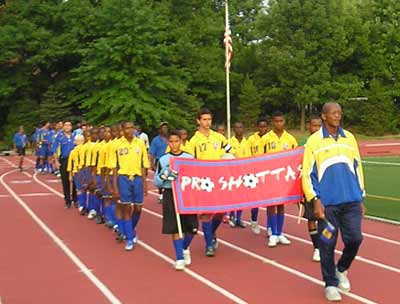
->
[84,128,99,220]
[77,130,92,215]
[228,122,251,228]
[67,135,84,210]
[188,108,231,257]
[110,121,150,251]
[264,111,298,247]
[247,117,268,235]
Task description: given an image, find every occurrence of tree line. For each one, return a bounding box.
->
[1,0,399,141]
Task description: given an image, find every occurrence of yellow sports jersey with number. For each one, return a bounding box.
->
[108,136,150,176]
[188,130,228,160]
[165,140,192,155]
[229,136,251,158]
[97,140,112,173]
[67,145,81,174]
[78,141,95,169]
[248,132,266,156]
[263,130,298,153]
[106,138,121,170]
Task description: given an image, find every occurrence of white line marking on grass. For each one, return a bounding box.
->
[32,173,248,304]
[0,170,122,304]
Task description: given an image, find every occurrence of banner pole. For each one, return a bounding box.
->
[225,0,231,140]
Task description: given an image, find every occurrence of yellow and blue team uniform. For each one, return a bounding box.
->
[301,125,365,288]
[188,130,229,254]
[78,140,95,212]
[98,140,116,226]
[89,140,105,218]
[108,136,150,243]
[165,140,192,154]
[264,129,298,237]
[247,132,267,223]
[228,136,252,226]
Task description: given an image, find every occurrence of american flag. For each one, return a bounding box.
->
[224,26,233,70]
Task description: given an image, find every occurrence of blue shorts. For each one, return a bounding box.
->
[74,173,83,191]
[118,175,143,204]
[96,175,102,190]
[102,178,113,198]
[38,144,49,157]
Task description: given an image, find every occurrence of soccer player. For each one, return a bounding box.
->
[90,129,105,223]
[78,129,93,215]
[189,108,230,257]
[98,126,115,228]
[165,128,191,154]
[37,121,50,173]
[150,122,169,203]
[247,117,268,234]
[137,126,149,150]
[228,122,251,228]
[299,116,323,262]
[13,126,27,172]
[264,111,298,247]
[216,124,226,136]
[67,135,84,210]
[110,121,150,251]
[51,121,75,208]
[85,128,100,220]
[154,131,198,270]
[302,102,365,301]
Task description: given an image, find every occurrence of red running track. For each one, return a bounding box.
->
[1,156,399,303]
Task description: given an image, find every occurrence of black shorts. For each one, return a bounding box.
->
[301,200,318,221]
[16,147,26,156]
[162,189,198,235]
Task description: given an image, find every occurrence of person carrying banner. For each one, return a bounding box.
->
[302,102,365,302]
[247,117,268,234]
[228,122,251,228]
[264,111,298,247]
[188,108,231,257]
[299,115,323,262]
[110,121,149,251]
[154,131,198,270]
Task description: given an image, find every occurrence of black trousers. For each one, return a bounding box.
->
[59,156,76,205]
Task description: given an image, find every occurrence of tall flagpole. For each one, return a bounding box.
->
[225,0,231,139]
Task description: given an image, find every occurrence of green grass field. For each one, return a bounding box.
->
[363,156,400,222]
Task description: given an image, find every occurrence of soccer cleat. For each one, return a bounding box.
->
[133,236,138,244]
[112,224,119,232]
[312,248,321,262]
[116,233,126,242]
[336,269,351,292]
[267,227,273,237]
[205,246,215,257]
[79,207,86,215]
[251,221,261,235]
[278,234,291,245]
[268,235,279,247]
[212,235,218,249]
[87,210,96,220]
[236,221,246,228]
[183,249,191,266]
[229,217,236,228]
[125,240,135,251]
[325,286,342,302]
[95,215,104,224]
[158,193,163,204]
[175,259,185,271]
[64,203,71,209]
[223,214,230,224]
[72,201,79,208]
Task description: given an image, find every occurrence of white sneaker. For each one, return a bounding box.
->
[312,248,321,262]
[78,206,84,213]
[278,234,291,245]
[251,221,261,235]
[175,259,185,271]
[229,217,236,228]
[268,235,279,247]
[267,227,273,237]
[336,269,351,292]
[183,249,191,266]
[87,210,97,220]
[325,286,342,301]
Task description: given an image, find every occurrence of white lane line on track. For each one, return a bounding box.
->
[34,173,377,304]
[31,173,248,304]
[364,143,400,147]
[143,200,377,304]
[19,193,53,197]
[149,189,400,276]
[0,169,122,304]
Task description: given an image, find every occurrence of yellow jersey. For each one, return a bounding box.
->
[248,132,266,156]
[165,140,192,155]
[90,140,105,175]
[67,145,81,174]
[108,136,150,177]
[188,130,228,160]
[263,130,298,153]
[229,136,251,158]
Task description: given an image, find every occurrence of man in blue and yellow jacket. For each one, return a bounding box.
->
[302,102,366,302]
